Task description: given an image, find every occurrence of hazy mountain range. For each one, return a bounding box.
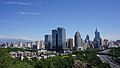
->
[0,38,32,43]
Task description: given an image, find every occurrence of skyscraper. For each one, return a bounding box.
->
[32,41,37,50]
[85,35,90,46]
[57,27,66,49]
[52,29,58,50]
[45,35,52,50]
[84,35,91,49]
[67,38,73,50]
[74,31,83,51]
[52,27,66,50]
[85,35,90,43]
[93,28,102,48]
[35,41,41,49]
[40,40,44,49]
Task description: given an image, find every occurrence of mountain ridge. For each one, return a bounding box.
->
[0,38,32,43]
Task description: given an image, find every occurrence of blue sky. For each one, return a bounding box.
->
[0,0,120,40]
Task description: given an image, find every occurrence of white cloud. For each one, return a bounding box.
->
[0,35,32,40]
[0,35,6,39]
[19,37,33,41]
[0,20,18,24]
[17,12,41,15]
[0,1,33,6]
[0,35,19,39]
[103,34,120,41]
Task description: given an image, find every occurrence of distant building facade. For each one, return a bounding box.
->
[52,27,66,50]
[45,35,52,50]
[74,31,83,51]
[85,35,90,44]
[67,38,73,50]
[84,35,91,49]
[40,40,44,49]
[93,28,102,48]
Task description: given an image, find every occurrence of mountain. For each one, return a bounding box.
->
[0,38,32,43]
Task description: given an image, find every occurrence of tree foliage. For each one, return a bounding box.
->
[0,48,74,68]
[73,49,111,68]
[0,49,33,68]
[109,47,120,57]
[0,48,111,68]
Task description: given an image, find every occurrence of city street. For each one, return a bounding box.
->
[98,55,120,68]
[97,49,120,68]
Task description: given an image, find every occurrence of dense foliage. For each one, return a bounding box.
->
[109,47,120,64]
[0,48,111,68]
[73,49,111,68]
[0,48,74,68]
[109,47,120,57]
[0,49,33,68]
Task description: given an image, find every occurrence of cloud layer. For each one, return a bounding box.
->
[1,1,33,6]
[17,12,41,15]
[0,35,32,40]
[103,34,120,41]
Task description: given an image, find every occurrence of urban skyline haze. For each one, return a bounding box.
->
[0,0,120,40]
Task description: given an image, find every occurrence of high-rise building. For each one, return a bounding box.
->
[52,27,66,50]
[40,40,44,49]
[57,27,66,49]
[102,39,108,49]
[85,35,90,48]
[52,29,58,50]
[67,38,73,50]
[93,28,102,48]
[85,35,90,43]
[74,31,83,51]
[18,42,24,48]
[45,35,52,50]
[35,41,41,50]
[26,42,32,48]
[32,41,37,50]
[83,35,91,49]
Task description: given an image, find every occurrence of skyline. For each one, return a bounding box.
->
[0,0,120,40]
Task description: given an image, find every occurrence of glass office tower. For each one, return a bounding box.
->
[45,35,52,50]
[74,31,82,51]
[52,30,58,50]
[52,27,66,50]
[94,28,102,48]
